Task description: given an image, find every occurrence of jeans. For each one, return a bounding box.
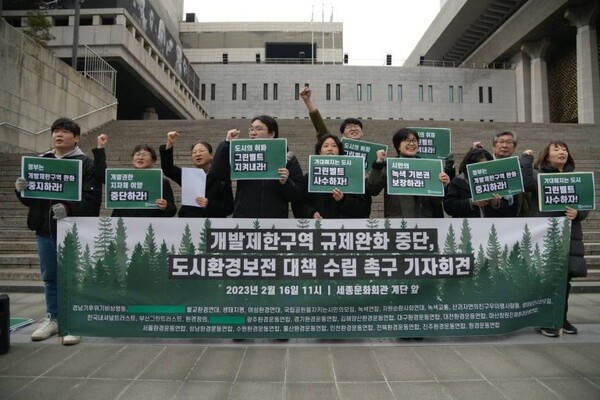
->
[36,235,57,319]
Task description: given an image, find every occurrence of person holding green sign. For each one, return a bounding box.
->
[211,115,305,218]
[100,142,177,218]
[159,131,233,218]
[521,141,589,337]
[443,148,501,218]
[367,128,450,218]
[292,134,371,219]
[15,118,104,345]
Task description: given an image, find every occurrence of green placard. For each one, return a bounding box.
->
[105,168,163,209]
[408,127,452,159]
[308,155,365,194]
[341,138,388,173]
[538,172,596,212]
[386,157,444,197]
[467,157,524,202]
[230,138,287,180]
[20,156,82,201]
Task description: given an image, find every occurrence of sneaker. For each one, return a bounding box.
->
[31,315,58,341]
[536,327,559,337]
[563,321,578,335]
[60,335,81,345]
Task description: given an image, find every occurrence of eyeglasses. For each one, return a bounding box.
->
[402,139,419,145]
[133,151,153,158]
[496,140,515,145]
[344,124,362,131]
[248,126,266,133]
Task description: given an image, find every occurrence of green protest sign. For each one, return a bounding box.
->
[20,156,82,201]
[467,156,524,202]
[105,168,163,209]
[341,138,388,173]
[58,217,568,339]
[538,172,596,212]
[230,138,287,180]
[308,155,365,194]
[408,127,451,159]
[386,157,444,196]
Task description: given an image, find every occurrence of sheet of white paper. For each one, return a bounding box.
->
[181,168,207,207]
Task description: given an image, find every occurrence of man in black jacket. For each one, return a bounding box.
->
[15,118,104,345]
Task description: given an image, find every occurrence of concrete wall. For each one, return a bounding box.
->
[0,19,117,153]
[193,64,517,122]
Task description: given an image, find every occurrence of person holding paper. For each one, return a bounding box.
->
[520,141,589,337]
[159,131,233,218]
[15,118,104,345]
[95,138,177,217]
[443,148,501,218]
[211,115,304,218]
[367,128,450,218]
[292,134,371,219]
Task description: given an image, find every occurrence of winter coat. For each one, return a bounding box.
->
[520,155,588,277]
[16,148,104,237]
[159,145,233,218]
[443,173,483,218]
[211,140,305,218]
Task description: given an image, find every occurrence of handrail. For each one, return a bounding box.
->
[0,101,118,136]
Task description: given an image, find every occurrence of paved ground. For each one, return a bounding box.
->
[1,292,599,400]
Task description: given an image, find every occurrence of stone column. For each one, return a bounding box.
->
[521,38,551,123]
[512,52,531,122]
[565,2,600,123]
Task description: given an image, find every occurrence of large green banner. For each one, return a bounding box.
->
[386,158,444,197]
[308,155,365,194]
[20,156,82,201]
[58,217,569,339]
[467,157,524,202]
[538,172,596,212]
[105,168,163,209]
[229,139,287,180]
[407,127,451,159]
[341,138,388,173]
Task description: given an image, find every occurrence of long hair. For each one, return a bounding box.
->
[534,140,575,170]
[458,148,493,175]
[314,134,344,155]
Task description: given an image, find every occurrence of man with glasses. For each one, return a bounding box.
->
[472,131,530,217]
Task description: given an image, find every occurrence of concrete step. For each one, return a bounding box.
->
[0,254,40,268]
[586,242,600,255]
[0,241,37,253]
[0,229,35,240]
[0,279,44,293]
[0,268,40,281]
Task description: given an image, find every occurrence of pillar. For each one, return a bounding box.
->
[521,38,551,123]
[512,52,532,122]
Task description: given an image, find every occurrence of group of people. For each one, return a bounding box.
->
[15,98,588,344]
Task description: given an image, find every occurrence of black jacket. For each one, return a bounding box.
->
[211,140,305,218]
[292,174,371,219]
[16,148,103,237]
[521,155,589,277]
[159,145,233,218]
[443,173,482,218]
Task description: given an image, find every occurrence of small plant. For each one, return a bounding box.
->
[23,8,55,47]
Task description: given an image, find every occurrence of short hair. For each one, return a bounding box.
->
[392,128,419,154]
[252,115,279,138]
[190,141,213,154]
[493,131,517,146]
[339,118,362,134]
[51,117,80,137]
[131,144,157,161]
[459,148,493,175]
[534,140,575,170]
[314,134,344,155]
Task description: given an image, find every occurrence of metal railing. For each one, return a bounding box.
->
[418,60,515,70]
[81,46,117,95]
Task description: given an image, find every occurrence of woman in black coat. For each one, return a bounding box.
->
[521,140,589,337]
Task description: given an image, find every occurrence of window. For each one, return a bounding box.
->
[488,87,493,103]
[398,85,403,102]
[201,84,206,101]
[326,84,331,101]
[336,84,341,101]
[263,83,268,100]
[232,84,237,101]
[357,84,362,101]
[458,86,463,103]
[428,85,433,102]
[273,83,278,101]
[448,86,454,103]
[418,85,424,102]
[210,84,215,101]
[295,83,300,100]
[367,84,372,102]
[387,84,393,101]
[242,83,247,100]
[479,86,484,103]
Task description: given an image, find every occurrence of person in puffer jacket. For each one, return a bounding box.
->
[210,115,305,218]
[15,118,104,345]
[520,140,589,338]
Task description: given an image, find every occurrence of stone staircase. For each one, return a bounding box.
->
[1,119,599,292]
